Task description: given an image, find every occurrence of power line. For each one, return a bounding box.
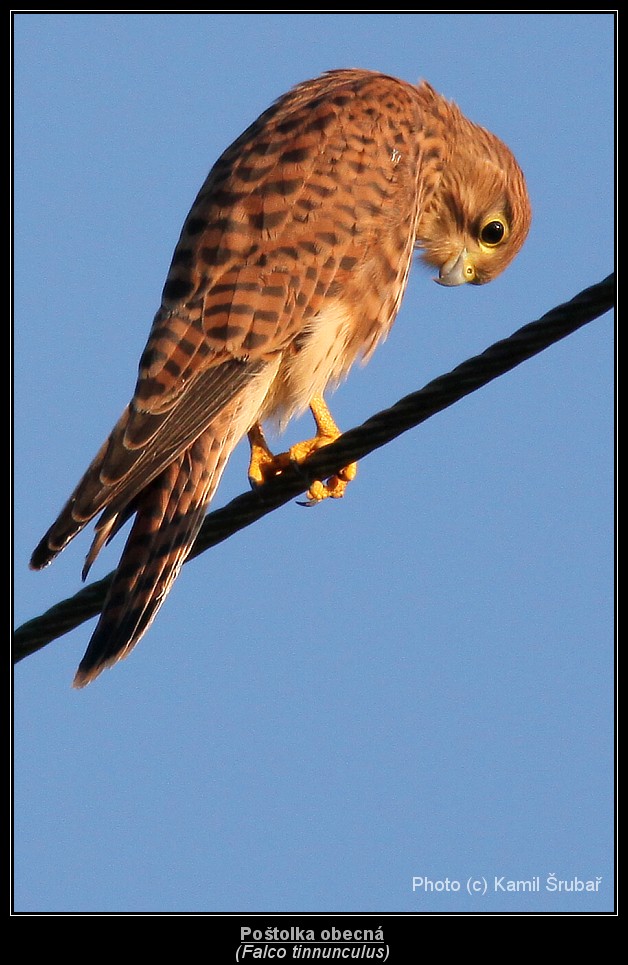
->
[14,273,615,665]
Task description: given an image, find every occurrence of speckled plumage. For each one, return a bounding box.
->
[30,69,531,686]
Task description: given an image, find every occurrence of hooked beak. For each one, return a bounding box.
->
[435,248,476,287]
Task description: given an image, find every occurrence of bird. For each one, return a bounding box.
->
[30,68,531,687]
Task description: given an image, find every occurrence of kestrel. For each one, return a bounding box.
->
[30,69,531,687]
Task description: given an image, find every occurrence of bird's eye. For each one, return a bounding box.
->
[479,218,507,247]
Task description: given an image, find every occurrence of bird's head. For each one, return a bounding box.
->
[415,89,532,287]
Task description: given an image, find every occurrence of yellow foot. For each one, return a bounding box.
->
[247,423,291,489]
[247,396,357,505]
[298,462,357,506]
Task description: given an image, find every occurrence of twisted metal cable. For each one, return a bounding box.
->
[14,274,615,664]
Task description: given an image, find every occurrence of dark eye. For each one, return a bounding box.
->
[479,219,506,247]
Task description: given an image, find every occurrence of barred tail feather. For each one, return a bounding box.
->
[72,427,233,688]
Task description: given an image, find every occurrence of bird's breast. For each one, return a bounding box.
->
[260,299,364,428]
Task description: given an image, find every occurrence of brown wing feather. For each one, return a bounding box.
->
[29,357,266,569]
[31,69,436,574]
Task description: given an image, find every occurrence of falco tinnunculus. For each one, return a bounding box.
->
[30,69,531,686]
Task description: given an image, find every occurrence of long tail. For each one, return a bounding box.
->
[72,425,234,688]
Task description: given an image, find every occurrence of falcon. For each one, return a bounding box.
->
[30,69,532,686]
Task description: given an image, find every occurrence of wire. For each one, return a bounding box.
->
[14,273,615,664]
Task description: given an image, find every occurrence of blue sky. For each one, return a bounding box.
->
[13,12,615,915]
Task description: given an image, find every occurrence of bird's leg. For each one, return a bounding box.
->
[290,395,357,503]
[247,395,357,504]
